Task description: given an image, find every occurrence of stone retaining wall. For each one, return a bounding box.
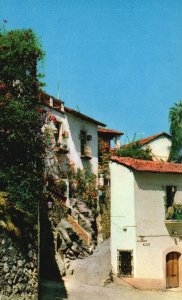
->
[0,233,38,299]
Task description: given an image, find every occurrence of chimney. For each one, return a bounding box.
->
[49,97,53,107]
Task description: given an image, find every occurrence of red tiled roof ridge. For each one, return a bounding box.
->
[38,90,64,105]
[110,156,182,174]
[124,132,171,147]
[39,90,106,127]
[98,127,124,135]
[64,106,106,127]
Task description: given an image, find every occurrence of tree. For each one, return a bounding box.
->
[169,101,182,162]
[0,27,45,235]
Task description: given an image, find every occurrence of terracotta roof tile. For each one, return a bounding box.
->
[38,90,65,113]
[124,132,171,148]
[65,107,106,127]
[98,128,123,136]
[111,156,182,174]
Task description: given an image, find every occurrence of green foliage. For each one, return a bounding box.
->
[0,192,24,238]
[169,101,182,162]
[171,204,182,220]
[116,141,153,160]
[0,28,44,98]
[0,29,45,226]
[59,180,67,195]
[69,168,98,213]
[98,139,111,173]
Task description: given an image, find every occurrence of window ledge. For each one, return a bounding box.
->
[81,155,92,160]
[54,146,69,154]
[164,220,182,224]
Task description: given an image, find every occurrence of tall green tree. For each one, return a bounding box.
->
[0,28,45,230]
[169,101,182,162]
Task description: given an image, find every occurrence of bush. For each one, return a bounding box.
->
[0,28,45,227]
[116,141,153,160]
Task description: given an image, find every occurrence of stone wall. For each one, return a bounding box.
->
[100,186,111,240]
[0,233,38,299]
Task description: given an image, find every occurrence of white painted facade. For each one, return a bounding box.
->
[43,105,99,174]
[65,111,99,174]
[110,161,182,289]
[141,135,172,162]
[110,162,137,276]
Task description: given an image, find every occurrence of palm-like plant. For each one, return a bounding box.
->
[169,101,182,162]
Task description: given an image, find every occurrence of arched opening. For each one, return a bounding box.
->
[166,252,181,288]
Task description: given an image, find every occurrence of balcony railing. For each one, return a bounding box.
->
[165,205,182,223]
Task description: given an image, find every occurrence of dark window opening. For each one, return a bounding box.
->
[57,234,62,252]
[80,130,87,155]
[166,186,177,208]
[54,122,61,145]
[118,250,133,276]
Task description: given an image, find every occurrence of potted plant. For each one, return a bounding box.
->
[172,204,182,220]
[62,131,69,138]
[62,144,68,150]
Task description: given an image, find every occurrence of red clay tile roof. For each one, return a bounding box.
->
[124,132,171,147]
[111,156,182,174]
[98,128,123,136]
[39,90,106,126]
[38,90,65,113]
[65,107,106,127]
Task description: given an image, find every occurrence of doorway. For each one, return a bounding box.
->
[166,252,180,288]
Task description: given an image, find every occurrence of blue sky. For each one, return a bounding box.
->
[1,0,182,141]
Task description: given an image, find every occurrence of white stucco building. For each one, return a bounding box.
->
[40,91,106,175]
[110,156,182,289]
[124,132,172,162]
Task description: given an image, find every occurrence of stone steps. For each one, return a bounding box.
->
[67,215,91,246]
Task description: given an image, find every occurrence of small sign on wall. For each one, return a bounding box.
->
[143,243,150,246]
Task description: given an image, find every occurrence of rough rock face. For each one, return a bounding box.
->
[0,234,38,299]
[47,197,97,277]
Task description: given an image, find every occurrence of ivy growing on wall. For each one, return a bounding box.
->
[0,27,45,233]
[69,167,98,214]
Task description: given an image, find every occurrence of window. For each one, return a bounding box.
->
[118,250,133,276]
[80,130,92,158]
[165,186,177,220]
[80,130,87,155]
[54,122,61,145]
[166,186,177,208]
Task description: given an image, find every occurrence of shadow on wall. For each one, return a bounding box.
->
[39,209,68,300]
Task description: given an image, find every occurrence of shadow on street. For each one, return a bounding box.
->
[39,209,67,300]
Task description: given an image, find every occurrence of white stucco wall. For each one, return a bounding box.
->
[110,162,137,276]
[110,162,182,287]
[134,172,182,280]
[43,106,99,174]
[66,111,98,174]
[142,136,171,161]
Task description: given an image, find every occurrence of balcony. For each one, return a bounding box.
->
[81,145,92,159]
[54,143,69,154]
[165,205,182,224]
